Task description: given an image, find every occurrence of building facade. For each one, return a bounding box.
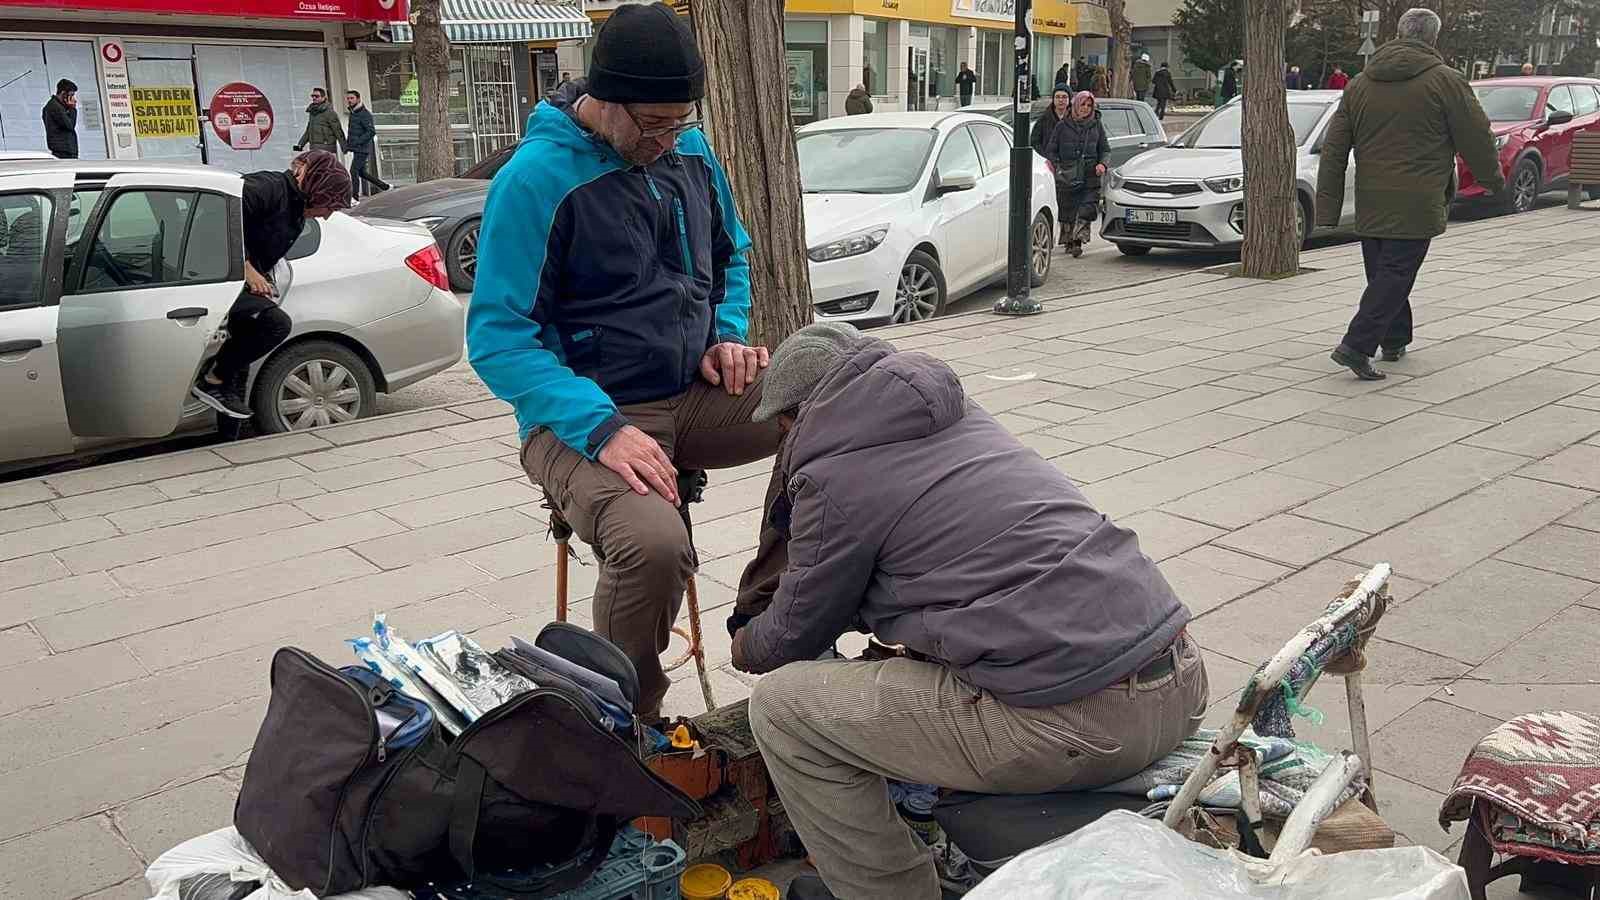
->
[579,0,1087,126]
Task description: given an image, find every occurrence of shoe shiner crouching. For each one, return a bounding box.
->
[192,150,351,420]
[729,322,1211,900]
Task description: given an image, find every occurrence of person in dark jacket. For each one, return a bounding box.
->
[1132,53,1153,101]
[1075,57,1095,93]
[1219,62,1239,105]
[1316,7,1503,380]
[955,61,977,106]
[344,90,390,200]
[1031,85,1070,243]
[735,322,1205,900]
[293,87,345,154]
[42,79,78,159]
[1152,61,1176,118]
[191,151,351,419]
[844,84,873,114]
[467,2,786,718]
[1045,90,1111,257]
[1285,65,1303,90]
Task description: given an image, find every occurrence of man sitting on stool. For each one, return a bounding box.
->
[731,323,1208,900]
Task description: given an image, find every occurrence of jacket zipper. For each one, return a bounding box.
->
[672,198,693,276]
[280,648,379,897]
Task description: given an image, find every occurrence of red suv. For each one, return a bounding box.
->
[1455,76,1600,214]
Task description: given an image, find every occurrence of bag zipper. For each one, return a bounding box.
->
[358,734,429,885]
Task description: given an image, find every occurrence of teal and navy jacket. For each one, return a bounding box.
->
[467,80,753,458]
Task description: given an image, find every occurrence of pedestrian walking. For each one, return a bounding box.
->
[1315,7,1503,380]
[191,151,350,418]
[1218,62,1239,105]
[1152,61,1175,118]
[1285,65,1302,90]
[41,79,77,159]
[1327,65,1350,90]
[845,84,873,115]
[1090,66,1109,98]
[1058,60,1075,93]
[1075,57,1094,93]
[466,1,786,719]
[956,61,977,107]
[1045,90,1110,258]
[344,90,390,201]
[1132,53,1153,101]
[293,87,345,154]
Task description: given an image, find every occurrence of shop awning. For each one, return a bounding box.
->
[390,0,592,43]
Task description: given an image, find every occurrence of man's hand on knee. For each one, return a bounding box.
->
[700,342,770,396]
[597,425,680,504]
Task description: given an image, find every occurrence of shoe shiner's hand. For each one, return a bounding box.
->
[598,425,679,504]
[245,267,276,297]
[730,627,753,672]
[700,342,770,396]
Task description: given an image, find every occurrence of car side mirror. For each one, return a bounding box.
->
[937,170,978,194]
[1544,110,1574,128]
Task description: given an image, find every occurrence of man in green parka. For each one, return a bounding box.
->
[1315,7,1503,380]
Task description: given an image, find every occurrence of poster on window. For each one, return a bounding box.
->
[786,50,813,118]
[132,85,198,139]
[209,81,273,149]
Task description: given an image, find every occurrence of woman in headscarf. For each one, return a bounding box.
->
[192,150,352,419]
[1043,91,1110,258]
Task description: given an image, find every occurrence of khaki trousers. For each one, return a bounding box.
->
[749,635,1208,900]
[520,376,787,715]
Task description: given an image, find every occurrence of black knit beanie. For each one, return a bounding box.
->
[588,2,706,104]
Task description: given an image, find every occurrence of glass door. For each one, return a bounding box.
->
[908,34,930,112]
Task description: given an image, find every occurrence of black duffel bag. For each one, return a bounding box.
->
[234,625,699,898]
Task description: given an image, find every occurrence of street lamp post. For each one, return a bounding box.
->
[994,0,1044,316]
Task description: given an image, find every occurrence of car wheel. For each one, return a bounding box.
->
[1296,197,1312,248]
[893,250,947,324]
[1117,243,1151,256]
[1029,211,1053,288]
[1504,159,1540,214]
[252,340,378,435]
[445,219,480,293]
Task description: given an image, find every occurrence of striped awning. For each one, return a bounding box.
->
[390,0,593,43]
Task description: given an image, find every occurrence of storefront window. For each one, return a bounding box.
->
[863,18,889,96]
[929,25,958,99]
[376,135,473,185]
[785,19,829,124]
[979,30,1015,98]
[1033,35,1057,98]
[0,39,106,158]
[367,48,470,128]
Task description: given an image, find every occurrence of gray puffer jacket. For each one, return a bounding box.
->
[737,337,1190,708]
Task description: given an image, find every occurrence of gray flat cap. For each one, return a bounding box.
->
[752,321,865,422]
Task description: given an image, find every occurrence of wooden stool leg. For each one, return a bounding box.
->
[554,538,569,623]
[684,575,716,712]
[1458,807,1493,900]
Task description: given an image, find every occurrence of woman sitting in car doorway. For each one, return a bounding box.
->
[1044,91,1110,259]
[192,150,351,421]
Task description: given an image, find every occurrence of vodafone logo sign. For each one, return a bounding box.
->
[100,41,124,64]
[377,0,396,7]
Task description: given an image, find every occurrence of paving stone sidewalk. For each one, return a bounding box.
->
[4,206,1600,899]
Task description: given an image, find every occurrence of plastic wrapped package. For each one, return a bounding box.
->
[964,811,1469,900]
[372,614,487,723]
[145,826,412,900]
[413,630,533,715]
[349,636,470,736]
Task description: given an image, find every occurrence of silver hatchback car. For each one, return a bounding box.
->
[0,160,464,470]
[1101,91,1357,255]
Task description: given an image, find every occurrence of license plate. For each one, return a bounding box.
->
[1126,209,1177,225]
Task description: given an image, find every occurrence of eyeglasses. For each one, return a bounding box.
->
[625,101,704,139]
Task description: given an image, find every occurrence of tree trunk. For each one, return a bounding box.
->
[412,0,455,182]
[1240,0,1300,277]
[686,0,813,350]
[1108,0,1134,97]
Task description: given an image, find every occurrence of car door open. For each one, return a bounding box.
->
[57,173,245,439]
[0,171,75,464]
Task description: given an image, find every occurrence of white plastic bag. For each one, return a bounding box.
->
[965,810,1469,900]
[145,826,412,900]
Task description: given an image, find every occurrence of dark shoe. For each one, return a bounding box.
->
[788,875,840,900]
[1330,345,1386,381]
[192,377,252,419]
[1059,225,1071,247]
[1069,241,1083,258]
[1381,346,1407,362]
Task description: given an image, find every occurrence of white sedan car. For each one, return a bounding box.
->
[1101,91,1357,255]
[799,112,1057,327]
